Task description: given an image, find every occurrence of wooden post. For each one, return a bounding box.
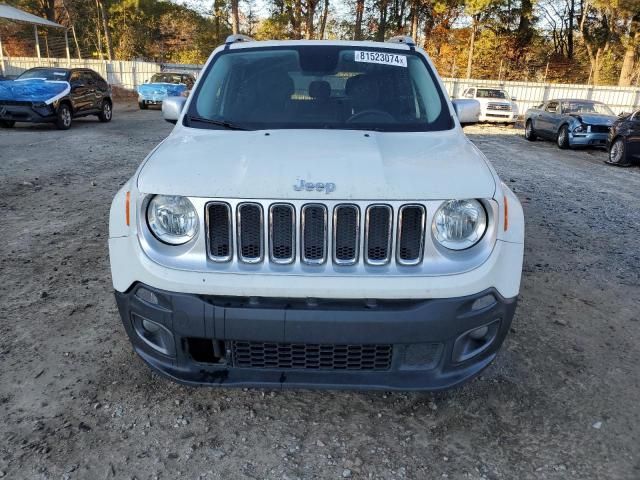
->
[65,30,71,67]
[34,25,41,63]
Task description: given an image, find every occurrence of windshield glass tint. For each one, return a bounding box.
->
[476,89,507,99]
[561,101,614,116]
[18,69,69,81]
[189,46,452,131]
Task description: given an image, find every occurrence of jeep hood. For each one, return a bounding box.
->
[137,128,496,200]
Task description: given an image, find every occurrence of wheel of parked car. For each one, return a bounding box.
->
[98,100,113,122]
[138,101,148,110]
[0,120,15,128]
[524,120,536,141]
[557,125,570,149]
[607,138,631,166]
[55,103,72,130]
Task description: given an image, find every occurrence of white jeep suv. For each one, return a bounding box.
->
[461,86,518,123]
[109,36,524,390]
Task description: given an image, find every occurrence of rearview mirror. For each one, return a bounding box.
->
[162,96,187,125]
[452,99,480,124]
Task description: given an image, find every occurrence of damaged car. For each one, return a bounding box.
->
[0,67,112,130]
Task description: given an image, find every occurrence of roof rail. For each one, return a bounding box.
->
[386,35,416,47]
[225,34,254,45]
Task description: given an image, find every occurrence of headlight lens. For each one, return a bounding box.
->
[147,195,198,245]
[433,199,487,250]
[574,124,585,133]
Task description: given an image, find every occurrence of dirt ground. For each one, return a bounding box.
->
[1,105,639,480]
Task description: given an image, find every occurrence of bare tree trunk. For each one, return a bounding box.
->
[466,17,478,79]
[292,0,303,39]
[354,0,365,40]
[619,18,640,86]
[305,0,319,39]
[231,0,240,34]
[97,0,114,60]
[376,0,389,41]
[319,0,330,39]
[38,0,56,22]
[568,0,575,59]
[410,0,419,38]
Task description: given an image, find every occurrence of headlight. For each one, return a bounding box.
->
[432,199,487,250]
[573,124,585,133]
[146,195,198,245]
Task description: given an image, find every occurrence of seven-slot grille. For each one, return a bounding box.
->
[230,341,393,371]
[206,202,428,266]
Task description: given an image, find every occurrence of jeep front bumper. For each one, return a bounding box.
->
[115,283,516,391]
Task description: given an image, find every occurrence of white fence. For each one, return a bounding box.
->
[443,78,640,116]
[1,57,161,90]
[4,56,640,114]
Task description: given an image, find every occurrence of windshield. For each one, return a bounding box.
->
[561,101,614,116]
[476,88,507,99]
[187,46,452,132]
[18,68,69,81]
[151,73,185,84]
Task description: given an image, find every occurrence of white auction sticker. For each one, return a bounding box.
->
[354,51,407,68]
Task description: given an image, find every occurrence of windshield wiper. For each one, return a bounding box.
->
[186,115,249,130]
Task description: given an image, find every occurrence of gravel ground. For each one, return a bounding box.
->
[1,107,639,480]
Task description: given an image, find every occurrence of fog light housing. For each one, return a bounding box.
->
[468,325,489,340]
[131,314,175,357]
[452,320,500,363]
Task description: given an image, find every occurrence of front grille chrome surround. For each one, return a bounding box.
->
[333,204,360,265]
[364,205,393,265]
[396,204,426,266]
[236,202,264,263]
[205,201,233,262]
[301,204,328,265]
[269,203,296,264]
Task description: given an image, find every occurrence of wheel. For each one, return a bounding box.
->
[607,137,631,166]
[524,120,536,141]
[557,125,570,149]
[0,120,15,128]
[55,103,72,130]
[98,100,112,122]
[138,101,148,110]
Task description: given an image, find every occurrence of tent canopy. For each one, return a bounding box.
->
[0,4,64,29]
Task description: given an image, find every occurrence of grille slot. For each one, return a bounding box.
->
[397,205,426,265]
[206,202,232,261]
[333,205,360,265]
[301,204,327,264]
[365,205,393,265]
[269,204,295,264]
[237,203,263,263]
[231,341,393,371]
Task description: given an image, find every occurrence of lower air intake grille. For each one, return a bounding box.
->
[207,202,232,261]
[230,341,393,370]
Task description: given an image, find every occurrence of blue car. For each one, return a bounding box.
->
[524,99,617,149]
[137,72,195,109]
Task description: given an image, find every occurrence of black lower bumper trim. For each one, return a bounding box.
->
[115,283,517,391]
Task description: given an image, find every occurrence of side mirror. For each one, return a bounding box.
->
[452,99,480,124]
[162,96,187,125]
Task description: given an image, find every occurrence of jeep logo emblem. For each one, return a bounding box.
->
[293,179,336,194]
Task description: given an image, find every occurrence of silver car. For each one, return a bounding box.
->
[524,99,617,149]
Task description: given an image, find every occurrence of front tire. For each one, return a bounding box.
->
[98,100,112,122]
[55,103,72,130]
[524,120,536,141]
[0,120,15,128]
[607,137,631,166]
[557,125,570,149]
[138,101,148,110]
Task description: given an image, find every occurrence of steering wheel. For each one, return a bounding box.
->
[346,109,396,124]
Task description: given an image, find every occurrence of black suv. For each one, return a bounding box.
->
[0,67,112,130]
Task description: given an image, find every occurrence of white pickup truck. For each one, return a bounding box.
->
[109,36,524,390]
